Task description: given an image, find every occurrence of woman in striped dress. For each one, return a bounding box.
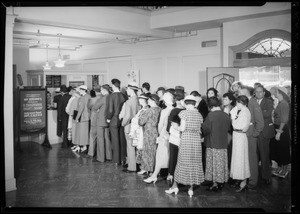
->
[165,95,204,197]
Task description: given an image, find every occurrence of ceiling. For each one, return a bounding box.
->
[12,6,172,51]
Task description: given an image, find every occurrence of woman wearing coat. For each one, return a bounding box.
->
[75,85,91,153]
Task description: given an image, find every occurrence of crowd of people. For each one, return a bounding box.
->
[52,79,291,197]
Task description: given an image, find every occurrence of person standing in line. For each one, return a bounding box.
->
[60,85,72,148]
[190,91,209,120]
[269,87,291,179]
[255,85,275,185]
[156,87,166,109]
[106,79,126,165]
[144,92,175,183]
[229,95,251,192]
[202,97,231,192]
[222,92,236,185]
[75,85,91,153]
[138,94,161,176]
[129,93,149,174]
[53,87,63,137]
[120,82,140,173]
[65,87,81,152]
[65,87,77,148]
[87,85,102,157]
[141,82,151,96]
[190,90,208,183]
[119,87,129,167]
[165,95,204,198]
[239,86,264,189]
[92,84,112,162]
[165,89,185,185]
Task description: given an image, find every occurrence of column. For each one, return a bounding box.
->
[5,8,17,192]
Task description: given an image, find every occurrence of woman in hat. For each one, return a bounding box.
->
[165,95,204,197]
[66,87,81,151]
[166,89,185,185]
[144,91,175,183]
[75,85,91,153]
[229,95,251,192]
[129,93,149,173]
[269,87,291,178]
[202,97,232,192]
[138,94,161,176]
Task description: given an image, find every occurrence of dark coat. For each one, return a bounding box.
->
[259,97,276,139]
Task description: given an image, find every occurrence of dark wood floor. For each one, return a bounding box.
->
[5,141,292,212]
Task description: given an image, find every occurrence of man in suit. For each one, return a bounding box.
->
[59,85,72,148]
[240,86,264,189]
[92,85,112,162]
[106,79,126,165]
[255,85,275,185]
[53,88,63,137]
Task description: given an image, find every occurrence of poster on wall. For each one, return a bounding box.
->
[19,88,46,133]
[127,70,140,85]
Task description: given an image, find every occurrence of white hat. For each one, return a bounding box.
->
[230,81,242,91]
[184,95,197,102]
[55,88,60,92]
[128,82,139,90]
[79,85,87,90]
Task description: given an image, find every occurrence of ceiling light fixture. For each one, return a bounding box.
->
[54,33,66,68]
[43,44,52,70]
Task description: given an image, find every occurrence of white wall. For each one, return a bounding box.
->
[13,45,29,86]
[40,28,221,95]
[223,13,291,66]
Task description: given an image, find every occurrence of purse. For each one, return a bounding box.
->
[73,110,81,122]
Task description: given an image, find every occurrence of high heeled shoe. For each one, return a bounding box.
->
[137,170,147,175]
[144,177,157,184]
[235,184,248,193]
[188,190,193,197]
[71,145,77,150]
[165,187,179,195]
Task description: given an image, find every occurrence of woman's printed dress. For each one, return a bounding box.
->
[174,109,205,185]
[138,107,161,172]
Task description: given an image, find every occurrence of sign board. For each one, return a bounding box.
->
[19,88,46,133]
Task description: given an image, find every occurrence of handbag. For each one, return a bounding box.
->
[73,110,81,122]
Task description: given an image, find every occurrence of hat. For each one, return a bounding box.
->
[60,85,68,93]
[55,88,61,93]
[101,84,111,93]
[79,85,88,90]
[175,86,185,92]
[149,94,160,102]
[184,95,197,102]
[128,82,139,91]
[138,93,149,100]
[230,81,242,91]
[156,87,165,93]
[94,85,101,92]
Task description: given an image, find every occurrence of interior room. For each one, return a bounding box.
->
[2,3,294,211]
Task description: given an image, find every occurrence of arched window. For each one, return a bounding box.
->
[229,30,291,90]
[237,37,291,59]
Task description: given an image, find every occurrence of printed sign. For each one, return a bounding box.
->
[19,89,46,132]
